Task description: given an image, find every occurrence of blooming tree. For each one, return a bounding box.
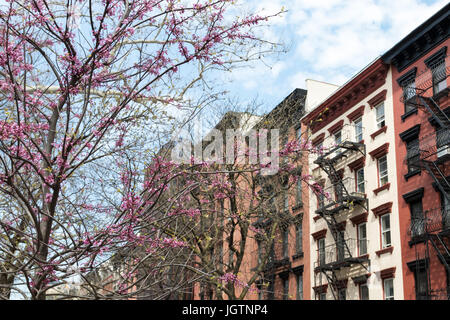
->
[0,0,287,299]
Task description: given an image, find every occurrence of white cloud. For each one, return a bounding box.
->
[217,0,448,111]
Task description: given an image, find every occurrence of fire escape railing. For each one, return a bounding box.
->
[311,125,369,300]
[315,238,369,271]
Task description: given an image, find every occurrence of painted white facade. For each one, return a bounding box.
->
[305,79,339,113]
[307,67,404,300]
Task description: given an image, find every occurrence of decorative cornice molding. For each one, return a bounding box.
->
[424,46,447,67]
[347,105,365,122]
[348,157,366,172]
[399,124,421,142]
[396,67,418,86]
[370,126,387,140]
[312,133,325,146]
[372,202,393,217]
[327,120,344,134]
[376,246,394,257]
[352,273,371,284]
[402,187,425,203]
[380,267,396,279]
[313,284,328,293]
[350,212,369,226]
[373,183,391,195]
[311,229,327,240]
[302,59,388,134]
[368,90,387,109]
[369,143,389,159]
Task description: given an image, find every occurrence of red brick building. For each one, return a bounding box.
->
[381,3,450,300]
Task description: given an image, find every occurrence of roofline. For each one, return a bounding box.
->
[381,3,450,63]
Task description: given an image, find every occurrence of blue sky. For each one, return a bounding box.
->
[220,0,448,113]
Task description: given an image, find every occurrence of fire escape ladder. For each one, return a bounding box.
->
[418,95,450,129]
[423,160,450,203]
[428,234,450,275]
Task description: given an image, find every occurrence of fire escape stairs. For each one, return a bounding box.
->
[418,95,450,129]
[422,160,450,203]
[314,145,370,299]
[428,233,450,275]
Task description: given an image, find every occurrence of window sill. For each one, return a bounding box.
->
[376,246,394,257]
[357,254,370,260]
[370,126,387,140]
[373,183,390,195]
[292,252,304,260]
[401,108,418,122]
[404,169,421,181]
[408,235,427,247]
[313,215,322,222]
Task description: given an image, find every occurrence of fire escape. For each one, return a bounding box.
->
[312,125,370,300]
[404,55,450,300]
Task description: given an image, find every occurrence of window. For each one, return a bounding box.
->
[334,130,342,146]
[334,130,342,155]
[267,277,274,300]
[296,222,303,254]
[381,214,391,248]
[336,231,345,261]
[431,60,447,95]
[410,200,424,238]
[257,282,264,300]
[436,128,450,158]
[319,292,326,300]
[354,117,363,142]
[297,273,303,300]
[317,183,325,209]
[358,223,367,256]
[406,138,420,173]
[257,241,262,266]
[282,228,289,259]
[283,277,289,300]
[318,238,326,266]
[356,168,365,194]
[414,267,429,300]
[283,192,289,212]
[377,155,388,186]
[403,81,417,113]
[296,179,302,205]
[338,288,346,300]
[360,283,369,300]
[384,278,394,300]
[376,103,385,129]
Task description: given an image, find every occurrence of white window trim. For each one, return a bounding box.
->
[384,278,394,300]
[381,214,392,249]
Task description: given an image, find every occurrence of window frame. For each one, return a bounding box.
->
[377,155,389,187]
[318,237,326,266]
[282,228,289,259]
[354,117,363,142]
[375,102,385,129]
[380,214,392,249]
[356,167,365,194]
[359,283,369,300]
[383,278,394,300]
[296,222,303,254]
[357,222,368,256]
[296,273,303,300]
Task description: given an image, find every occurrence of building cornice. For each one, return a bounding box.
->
[302,59,388,134]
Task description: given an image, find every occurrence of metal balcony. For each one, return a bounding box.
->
[315,238,369,271]
[315,177,367,215]
[408,206,450,237]
[399,55,450,128]
[313,124,366,165]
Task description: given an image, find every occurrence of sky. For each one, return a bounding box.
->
[220,0,448,113]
